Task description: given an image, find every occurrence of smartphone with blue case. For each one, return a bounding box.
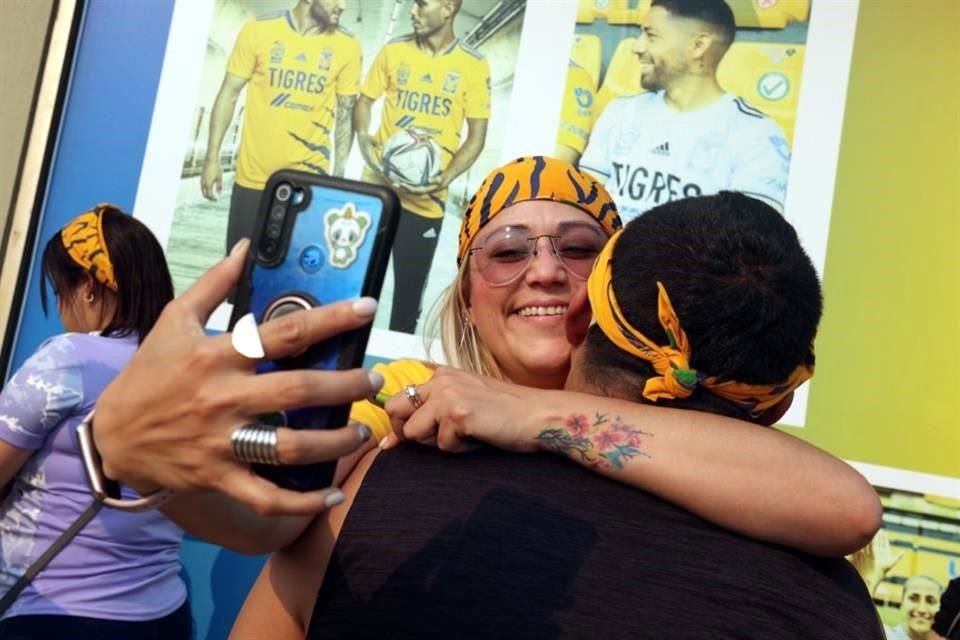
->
[229,169,399,491]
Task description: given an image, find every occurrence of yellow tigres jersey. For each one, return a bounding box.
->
[556,61,597,155]
[227,11,361,189]
[349,358,435,441]
[361,35,491,218]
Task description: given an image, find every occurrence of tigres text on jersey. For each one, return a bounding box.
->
[361,35,491,218]
[556,61,597,156]
[580,91,791,223]
[227,11,361,189]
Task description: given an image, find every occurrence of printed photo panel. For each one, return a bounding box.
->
[559,0,809,224]
[135,0,862,429]
[849,486,960,637]
[161,0,527,340]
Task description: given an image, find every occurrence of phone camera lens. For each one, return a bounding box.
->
[270,205,285,221]
[275,183,292,202]
[266,222,282,238]
[260,239,278,258]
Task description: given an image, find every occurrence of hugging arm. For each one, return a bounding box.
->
[388,368,882,557]
[159,495,312,555]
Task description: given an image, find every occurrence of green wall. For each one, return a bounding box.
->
[787,0,959,480]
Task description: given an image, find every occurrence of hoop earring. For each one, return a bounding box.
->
[84,293,95,303]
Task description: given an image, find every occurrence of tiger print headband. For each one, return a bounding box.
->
[61,204,118,291]
[587,229,815,418]
[457,156,622,263]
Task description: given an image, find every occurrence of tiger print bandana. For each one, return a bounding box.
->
[587,229,815,418]
[457,156,622,263]
[61,204,118,291]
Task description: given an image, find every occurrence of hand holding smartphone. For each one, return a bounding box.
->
[230,170,399,491]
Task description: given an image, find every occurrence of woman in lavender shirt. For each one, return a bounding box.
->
[0,205,187,639]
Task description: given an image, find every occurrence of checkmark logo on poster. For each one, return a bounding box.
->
[757,72,790,101]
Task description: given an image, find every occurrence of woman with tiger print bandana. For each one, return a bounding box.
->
[327,156,877,552]
[0,205,193,638]
[231,157,880,638]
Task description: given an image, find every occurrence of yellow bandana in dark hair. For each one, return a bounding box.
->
[587,229,814,418]
[61,203,118,291]
[458,156,621,263]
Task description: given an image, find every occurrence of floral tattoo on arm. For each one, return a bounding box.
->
[535,412,653,471]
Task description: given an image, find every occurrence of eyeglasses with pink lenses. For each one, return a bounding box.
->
[468,223,608,287]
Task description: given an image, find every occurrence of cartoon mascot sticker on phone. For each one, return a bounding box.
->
[324,203,372,268]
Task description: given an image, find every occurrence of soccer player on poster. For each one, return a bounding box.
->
[355,0,491,334]
[201,0,362,253]
[554,60,598,166]
[580,0,791,223]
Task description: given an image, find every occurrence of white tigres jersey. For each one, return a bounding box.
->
[580,91,791,222]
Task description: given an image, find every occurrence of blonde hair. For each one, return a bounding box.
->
[430,156,621,379]
[425,256,507,381]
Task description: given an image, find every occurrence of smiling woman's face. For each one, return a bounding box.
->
[901,578,942,636]
[465,200,607,389]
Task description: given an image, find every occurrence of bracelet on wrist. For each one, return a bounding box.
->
[76,409,175,512]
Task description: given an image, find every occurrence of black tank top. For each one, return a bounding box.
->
[308,446,883,639]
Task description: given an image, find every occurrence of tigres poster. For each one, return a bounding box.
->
[157,0,527,342]
[137,0,859,431]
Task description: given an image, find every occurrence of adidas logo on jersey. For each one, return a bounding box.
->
[420,73,433,83]
[296,53,308,62]
[651,142,671,156]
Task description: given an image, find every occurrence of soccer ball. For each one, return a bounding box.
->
[381,129,442,187]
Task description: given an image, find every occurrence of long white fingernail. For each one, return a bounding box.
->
[325,489,345,508]
[379,433,398,451]
[230,237,250,257]
[367,370,384,391]
[352,297,378,316]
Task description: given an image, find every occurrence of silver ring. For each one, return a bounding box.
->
[404,384,424,410]
[230,423,280,465]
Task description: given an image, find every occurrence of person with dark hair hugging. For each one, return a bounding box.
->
[232,192,885,639]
